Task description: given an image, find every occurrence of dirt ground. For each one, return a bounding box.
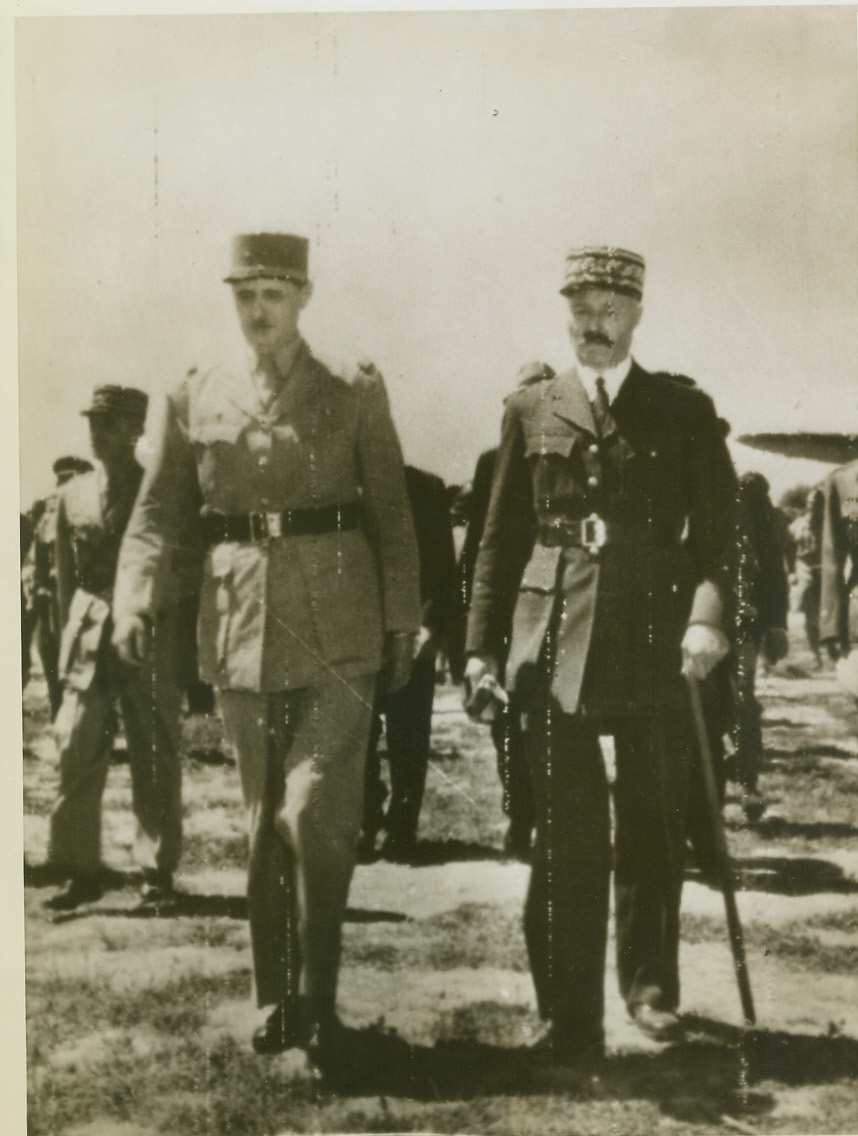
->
[22,621,858,1135]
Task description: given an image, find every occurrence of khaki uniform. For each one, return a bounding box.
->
[49,468,184,877]
[115,341,420,1010]
[820,459,858,651]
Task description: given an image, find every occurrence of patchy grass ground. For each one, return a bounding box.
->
[22,622,858,1135]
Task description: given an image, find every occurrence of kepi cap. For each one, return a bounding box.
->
[560,246,645,300]
[224,233,309,285]
[81,385,148,425]
[52,455,94,478]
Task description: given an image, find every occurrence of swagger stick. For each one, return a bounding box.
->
[686,675,756,1027]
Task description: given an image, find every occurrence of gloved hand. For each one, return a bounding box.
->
[681,623,730,680]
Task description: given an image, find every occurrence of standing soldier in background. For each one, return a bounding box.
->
[732,471,789,821]
[466,246,736,1064]
[820,458,858,660]
[789,485,825,665]
[45,389,184,910]
[361,464,460,863]
[26,455,94,716]
[113,233,420,1064]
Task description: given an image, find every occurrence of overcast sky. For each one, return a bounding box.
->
[14,6,858,506]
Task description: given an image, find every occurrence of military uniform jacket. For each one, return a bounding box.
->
[820,459,858,648]
[466,361,736,715]
[55,466,143,693]
[114,341,421,692]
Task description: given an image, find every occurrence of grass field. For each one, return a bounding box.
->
[22,625,858,1135]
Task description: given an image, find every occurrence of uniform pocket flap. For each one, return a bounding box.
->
[523,431,576,459]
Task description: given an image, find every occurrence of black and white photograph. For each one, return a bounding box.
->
[10,5,858,1134]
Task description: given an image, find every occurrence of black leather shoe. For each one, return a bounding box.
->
[252,1005,309,1055]
[356,833,378,864]
[45,875,103,911]
[502,821,533,862]
[305,1014,350,1070]
[630,1003,682,1042]
[381,832,416,864]
[140,870,174,904]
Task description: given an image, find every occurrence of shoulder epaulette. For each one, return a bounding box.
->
[516,360,556,387]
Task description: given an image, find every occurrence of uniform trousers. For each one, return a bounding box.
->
[49,612,183,876]
[490,699,534,833]
[364,653,435,843]
[733,637,763,795]
[220,674,375,1011]
[522,696,693,1046]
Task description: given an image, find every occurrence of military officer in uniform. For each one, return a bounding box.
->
[113,233,421,1062]
[46,388,185,910]
[466,246,736,1063]
[820,458,858,658]
[26,455,94,715]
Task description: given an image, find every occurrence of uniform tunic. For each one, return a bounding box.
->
[820,458,858,652]
[115,340,421,1011]
[49,466,184,877]
[467,360,736,1042]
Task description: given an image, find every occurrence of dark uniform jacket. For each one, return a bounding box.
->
[820,458,858,648]
[405,465,460,652]
[466,361,736,715]
[115,341,421,692]
[734,473,789,643]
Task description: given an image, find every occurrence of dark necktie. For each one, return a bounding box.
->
[592,376,611,436]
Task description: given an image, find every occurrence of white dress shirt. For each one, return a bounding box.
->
[577,355,633,406]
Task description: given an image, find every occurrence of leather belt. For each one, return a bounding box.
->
[537,513,680,553]
[201,502,361,545]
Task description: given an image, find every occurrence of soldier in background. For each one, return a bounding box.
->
[789,485,825,665]
[21,512,35,687]
[361,464,460,863]
[26,455,94,716]
[45,388,184,911]
[731,471,789,820]
[820,458,858,660]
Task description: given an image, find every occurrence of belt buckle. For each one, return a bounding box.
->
[581,513,607,554]
[265,511,283,539]
[248,512,268,541]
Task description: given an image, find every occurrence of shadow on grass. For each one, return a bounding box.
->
[308,1015,857,1125]
[39,883,408,927]
[406,839,505,866]
[766,743,857,761]
[686,855,858,896]
[750,816,858,841]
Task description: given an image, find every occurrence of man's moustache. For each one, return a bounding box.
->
[583,333,613,347]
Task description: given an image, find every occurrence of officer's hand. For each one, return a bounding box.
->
[464,654,498,689]
[823,638,842,662]
[112,614,152,666]
[414,625,435,659]
[383,631,417,694]
[680,624,730,681]
[763,627,789,666]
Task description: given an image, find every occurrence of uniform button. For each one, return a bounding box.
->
[258,454,269,468]
[587,476,599,487]
[589,443,599,455]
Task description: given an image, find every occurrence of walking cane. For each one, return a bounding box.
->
[686,674,756,1029]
